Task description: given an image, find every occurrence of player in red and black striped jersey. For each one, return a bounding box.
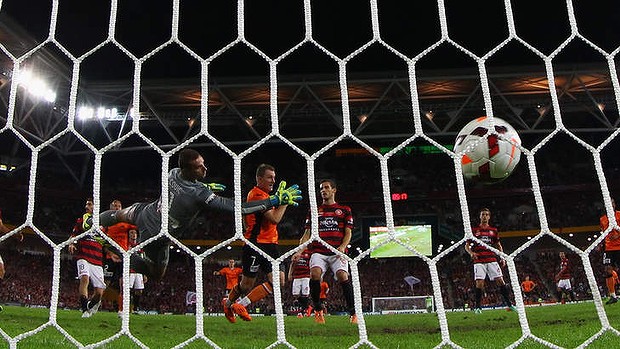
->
[68,198,109,317]
[288,249,312,316]
[464,208,515,313]
[555,251,576,303]
[298,179,357,324]
[0,209,12,281]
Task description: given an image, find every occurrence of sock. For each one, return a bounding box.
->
[133,294,141,311]
[310,279,322,310]
[80,295,88,312]
[88,294,101,310]
[298,296,309,310]
[341,280,355,315]
[499,285,511,306]
[606,276,616,297]
[475,288,482,309]
[245,282,273,304]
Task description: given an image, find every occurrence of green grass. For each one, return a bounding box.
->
[0,302,618,348]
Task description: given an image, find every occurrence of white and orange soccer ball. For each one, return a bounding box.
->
[454,116,521,183]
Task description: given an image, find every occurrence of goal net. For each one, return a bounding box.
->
[371,296,434,314]
[0,0,619,348]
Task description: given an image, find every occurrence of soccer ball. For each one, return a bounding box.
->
[454,116,521,183]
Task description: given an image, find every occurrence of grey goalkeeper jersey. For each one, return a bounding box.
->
[135,168,273,240]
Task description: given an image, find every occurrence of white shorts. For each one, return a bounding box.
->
[291,277,310,296]
[310,253,348,278]
[473,262,503,281]
[129,273,145,290]
[76,259,106,289]
[557,279,572,290]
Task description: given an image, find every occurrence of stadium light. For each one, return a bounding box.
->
[424,110,434,121]
[16,69,56,103]
[0,163,16,172]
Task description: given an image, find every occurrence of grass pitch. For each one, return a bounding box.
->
[0,302,618,348]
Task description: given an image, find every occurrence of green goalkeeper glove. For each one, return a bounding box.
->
[205,182,227,193]
[82,213,93,231]
[269,181,302,207]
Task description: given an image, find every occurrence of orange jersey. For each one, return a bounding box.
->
[244,186,278,244]
[105,222,137,251]
[320,281,329,299]
[521,280,535,293]
[218,267,242,290]
[600,211,620,251]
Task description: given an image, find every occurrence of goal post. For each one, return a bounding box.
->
[371,296,434,314]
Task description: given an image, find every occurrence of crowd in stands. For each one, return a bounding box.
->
[0,240,609,314]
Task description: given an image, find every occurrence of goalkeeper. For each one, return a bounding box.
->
[88,148,302,280]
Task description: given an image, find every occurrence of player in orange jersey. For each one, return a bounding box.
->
[520,276,536,305]
[214,259,242,296]
[222,164,296,323]
[319,280,329,312]
[103,199,137,314]
[600,198,620,305]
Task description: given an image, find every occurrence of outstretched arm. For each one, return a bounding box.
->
[205,181,302,214]
[205,195,276,214]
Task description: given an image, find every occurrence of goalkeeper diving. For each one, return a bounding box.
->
[85,148,302,280]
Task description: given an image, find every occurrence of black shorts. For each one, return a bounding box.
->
[242,243,284,278]
[104,259,122,282]
[603,250,620,268]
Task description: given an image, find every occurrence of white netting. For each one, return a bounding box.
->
[0,0,619,348]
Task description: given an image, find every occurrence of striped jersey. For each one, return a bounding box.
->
[291,250,311,279]
[72,214,104,266]
[558,257,571,280]
[304,203,354,255]
[468,225,500,264]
